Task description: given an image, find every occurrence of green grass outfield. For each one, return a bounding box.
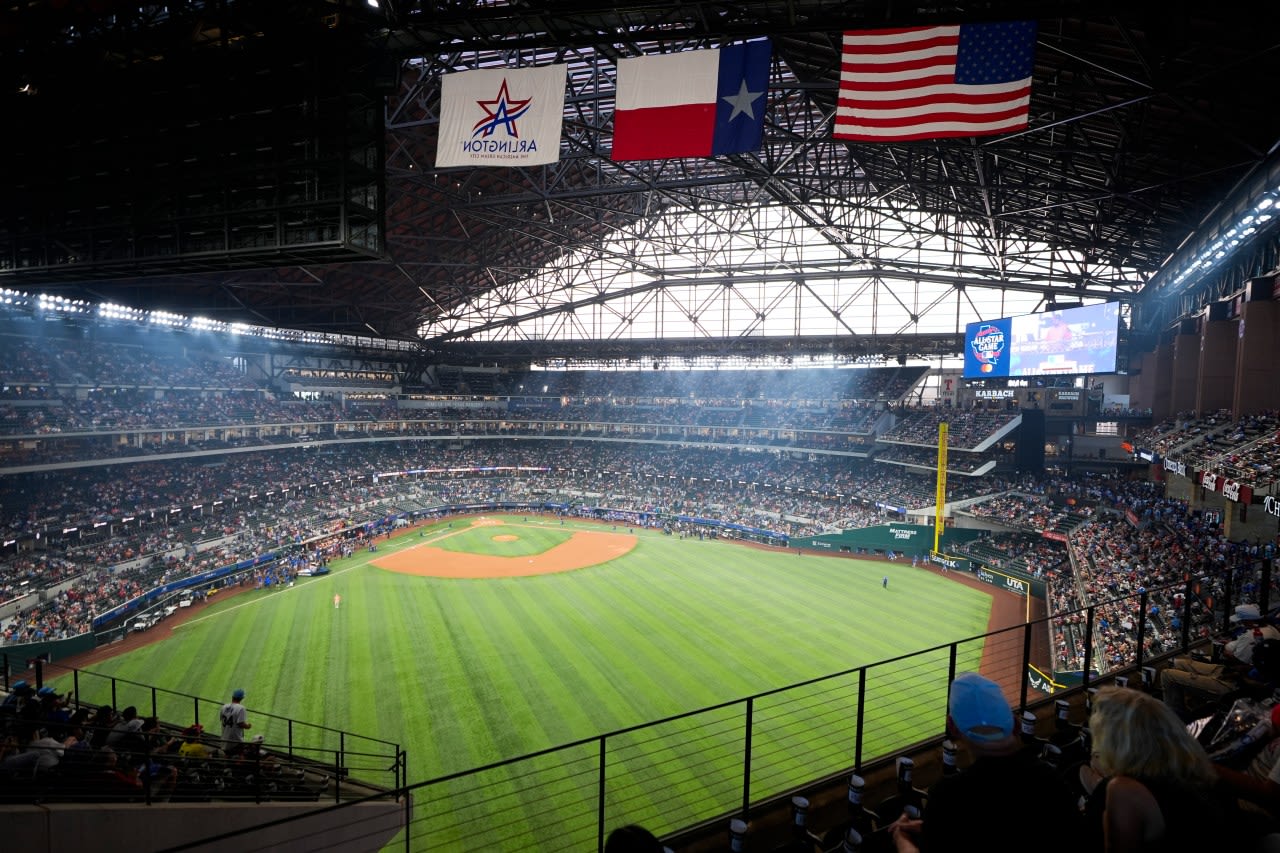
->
[65,516,994,850]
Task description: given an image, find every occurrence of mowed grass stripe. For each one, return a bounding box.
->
[289,586,344,755]
[241,592,305,734]
[550,553,748,833]
[339,576,399,763]
[493,578,628,736]
[616,545,812,693]
[432,581,573,849]
[180,591,265,704]
[651,553,894,793]
[568,551,755,825]
[469,580,619,848]
[251,588,306,745]
[791,559,992,666]
[640,544,871,687]
[410,579,499,778]
[577,544,863,824]
[510,568,732,826]
[459,580,570,751]
[366,573,422,753]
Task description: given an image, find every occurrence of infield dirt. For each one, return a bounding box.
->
[372,518,639,578]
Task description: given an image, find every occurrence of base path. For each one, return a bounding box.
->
[373,521,639,578]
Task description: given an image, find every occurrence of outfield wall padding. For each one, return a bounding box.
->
[1,633,96,670]
[792,524,983,555]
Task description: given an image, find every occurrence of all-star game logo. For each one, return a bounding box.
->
[970,324,1006,373]
[462,79,541,158]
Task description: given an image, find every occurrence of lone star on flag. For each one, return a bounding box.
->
[721,79,765,121]
[472,79,533,138]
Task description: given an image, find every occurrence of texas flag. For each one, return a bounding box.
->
[611,40,771,161]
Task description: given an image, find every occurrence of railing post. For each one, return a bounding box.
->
[741,697,753,820]
[597,735,607,853]
[946,644,958,735]
[854,667,867,772]
[404,791,413,853]
[1019,621,1032,711]
[33,658,43,690]
[334,750,342,802]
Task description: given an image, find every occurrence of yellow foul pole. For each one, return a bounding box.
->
[933,421,949,554]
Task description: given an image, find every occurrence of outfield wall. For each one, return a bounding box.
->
[968,562,1045,599]
[0,633,95,670]
[791,524,1046,598]
[790,523,984,555]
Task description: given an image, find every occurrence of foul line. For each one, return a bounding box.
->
[178,549,379,628]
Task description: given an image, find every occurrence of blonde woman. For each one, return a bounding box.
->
[1083,686,1243,852]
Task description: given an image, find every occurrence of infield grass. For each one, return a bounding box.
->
[61,516,994,851]
[431,523,573,556]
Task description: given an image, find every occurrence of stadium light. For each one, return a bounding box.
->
[1167,187,1279,292]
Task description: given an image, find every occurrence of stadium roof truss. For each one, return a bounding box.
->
[3,3,1280,364]
[388,18,1149,362]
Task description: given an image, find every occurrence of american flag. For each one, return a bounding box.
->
[834,21,1037,142]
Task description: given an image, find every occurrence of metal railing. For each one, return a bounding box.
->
[2,656,406,803]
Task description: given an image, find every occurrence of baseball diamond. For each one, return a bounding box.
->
[39,511,1027,850]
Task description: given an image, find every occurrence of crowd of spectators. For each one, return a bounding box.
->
[0,333,250,394]
[2,428,1271,662]
[1125,409,1280,488]
[952,531,1067,579]
[1128,409,1235,458]
[0,395,1028,449]
[0,440,1011,643]
[0,680,333,805]
[0,393,1025,478]
[436,364,929,401]
[961,491,1093,534]
[878,406,1020,448]
[873,443,1005,475]
[953,470,1277,681]
[1,324,1278,691]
